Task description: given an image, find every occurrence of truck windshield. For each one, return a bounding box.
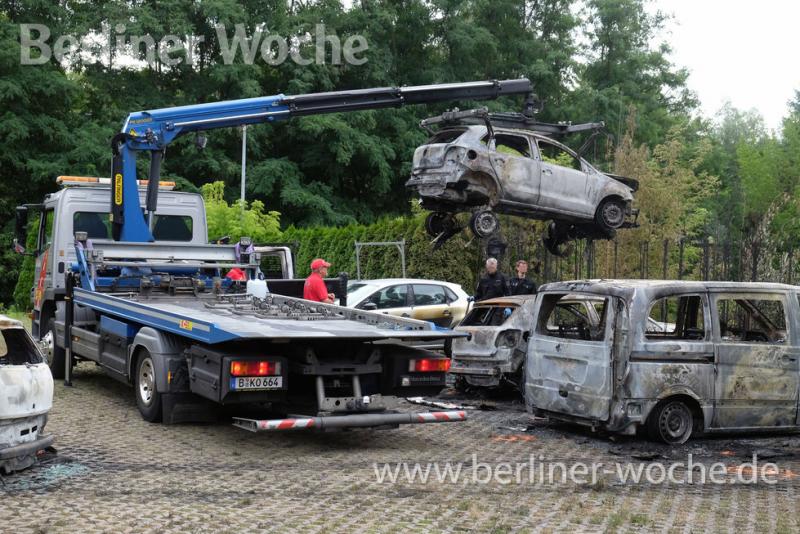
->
[73,212,193,241]
[0,328,43,365]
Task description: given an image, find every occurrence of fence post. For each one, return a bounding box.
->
[678,237,685,280]
[702,237,710,281]
[662,238,669,280]
[789,247,794,285]
[751,241,759,282]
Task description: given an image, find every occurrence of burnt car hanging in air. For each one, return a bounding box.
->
[406,108,639,255]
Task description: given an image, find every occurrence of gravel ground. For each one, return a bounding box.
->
[2,364,799,533]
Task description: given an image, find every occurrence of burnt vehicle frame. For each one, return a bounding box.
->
[406,108,639,254]
[449,295,537,391]
[525,280,800,444]
[0,316,54,473]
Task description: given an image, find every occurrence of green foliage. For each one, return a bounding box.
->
[4,0,800,305]
[201,181,281,243]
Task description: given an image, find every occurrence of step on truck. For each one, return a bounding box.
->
[15,78,534,430]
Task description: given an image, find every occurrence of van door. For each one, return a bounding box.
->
[711,292,800,429]
[528,293,622,421]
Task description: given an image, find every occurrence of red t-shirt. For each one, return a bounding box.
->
[304,272,329,302]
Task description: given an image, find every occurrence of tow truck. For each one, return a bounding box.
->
[15,79,532,431]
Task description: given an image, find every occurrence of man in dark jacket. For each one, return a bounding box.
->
[508,259,537,296]
[475,258,508,301]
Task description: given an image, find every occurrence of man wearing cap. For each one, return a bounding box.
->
[304,258,336,303]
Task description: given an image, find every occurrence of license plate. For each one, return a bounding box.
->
[230,376,283,390]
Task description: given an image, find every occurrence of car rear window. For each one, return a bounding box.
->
[0,328,43,365]
[426,129,466,144]
[462,305,517,326]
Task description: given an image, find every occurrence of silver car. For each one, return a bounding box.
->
[406,123,638,254]
[0,315,54,473]
[449,295,538,390]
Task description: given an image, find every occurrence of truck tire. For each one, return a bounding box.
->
[45,319,66,379]
[647,398,693,444]
[135,350,163,423]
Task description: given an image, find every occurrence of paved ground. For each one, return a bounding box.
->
[2,365,800,533]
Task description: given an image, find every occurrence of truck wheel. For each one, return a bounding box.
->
[647,399,693,444]
[135,350,162,423]
[45,319,66,379]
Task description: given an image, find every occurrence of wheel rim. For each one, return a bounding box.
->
[138,358,156,406]
[658,402,692,443]
[601,201,624,228]
[473,212,498,236]
[42,330,54,364]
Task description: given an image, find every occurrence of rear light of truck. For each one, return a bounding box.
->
[230,360,281,377]
[408,358,451,373]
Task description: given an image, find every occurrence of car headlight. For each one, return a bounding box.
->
[495,329,522,349]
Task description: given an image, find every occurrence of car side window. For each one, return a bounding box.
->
[412,284,448,306]
[365,285,409,310]
[716,295,787,344]
[645,294,706,340]
[537,139,583,171]
[485,134,531,158]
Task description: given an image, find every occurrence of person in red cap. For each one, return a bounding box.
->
[304,258,335,303]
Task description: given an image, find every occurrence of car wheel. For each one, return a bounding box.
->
[45,319,66,379]
[425,212,452,237]
[469,210,499,238]
[542,222,572,257]
[135,350,163,423]
[647,399,694,444]
[595,197,626,231]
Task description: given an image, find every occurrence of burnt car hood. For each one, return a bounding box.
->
[604,173,639,192]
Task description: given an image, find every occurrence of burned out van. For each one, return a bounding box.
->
[525,280,800,444]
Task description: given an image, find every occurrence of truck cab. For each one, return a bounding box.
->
[22,177,208,343]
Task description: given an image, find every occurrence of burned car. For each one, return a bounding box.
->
[0,315,54,473]
[449,295,537,391]
[406,109,638,254]
[526,280,800,444]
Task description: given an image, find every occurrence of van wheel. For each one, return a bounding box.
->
[648,399,693,444]
[135,350,162,423]
[45,319,66,379]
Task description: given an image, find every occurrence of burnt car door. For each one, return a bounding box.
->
[486,132,540,205]
[528,293,623,421]
[710,291,800,429]
[535,139,593,217]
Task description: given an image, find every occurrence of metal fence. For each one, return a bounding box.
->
[497,235,798,286]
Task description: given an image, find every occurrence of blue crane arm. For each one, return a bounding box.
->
[110,79,532,242]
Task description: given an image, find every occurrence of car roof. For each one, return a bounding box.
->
[0,315,24,329]
[539,279,798,298]
[352,278,463,288]
[473,295,537,306]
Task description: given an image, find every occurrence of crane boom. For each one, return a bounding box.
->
[110,79,532,242]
